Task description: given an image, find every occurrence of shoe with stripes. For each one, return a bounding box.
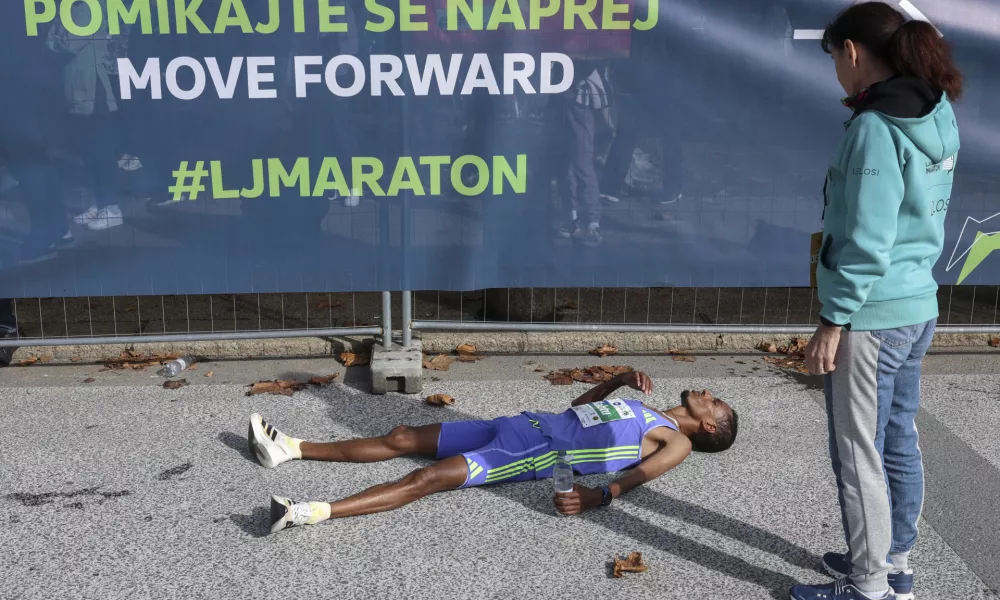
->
[269,495,321,534]
[823,552,914,600]
[791,579,895,600]
[248,413,300,468]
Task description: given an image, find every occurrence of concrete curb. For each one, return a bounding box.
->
[5,331,998,362]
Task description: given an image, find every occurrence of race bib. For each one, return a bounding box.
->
[571,399,636,428]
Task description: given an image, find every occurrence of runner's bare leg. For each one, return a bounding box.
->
[300,424,441,463]
[323,455,469,518]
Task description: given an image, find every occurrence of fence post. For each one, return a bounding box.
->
[381,291,392,350]
[401,291,412,348]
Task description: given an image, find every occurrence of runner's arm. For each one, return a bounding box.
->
[553,428,691,515]
[571,372,652,407]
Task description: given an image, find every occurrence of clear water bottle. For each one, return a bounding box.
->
[553,451,574,494]
[158,356,194,377]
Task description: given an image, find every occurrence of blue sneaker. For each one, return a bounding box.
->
[823,552,915,600]
[791,579,895,600]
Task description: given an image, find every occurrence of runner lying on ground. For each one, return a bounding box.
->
[247,371,738,534]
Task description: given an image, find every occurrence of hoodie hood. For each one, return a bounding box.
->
[849,76,960,164]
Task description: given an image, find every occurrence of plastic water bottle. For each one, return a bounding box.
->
[158,356,194,377]
[553,451,574,494]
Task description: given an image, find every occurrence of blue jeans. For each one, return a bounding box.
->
[824,318,935,593]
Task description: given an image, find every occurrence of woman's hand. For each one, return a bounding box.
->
[804,325,842,376]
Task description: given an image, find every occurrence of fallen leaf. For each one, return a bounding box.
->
[39,355,52,363]
[163,379,189,390]
[590,344,618,358]
[426,394,456,407]
[246,380,306,397]
[672,354,696,362]
[545,365,634,385]
[423,354,455,371]
[757,341,779,354]
[102,351,181,371]
[187,363,199,371]
[613,552,649,578]
[562,301,578,310]
[204,371,215,378]
[339,352,370,367]
[456,343,478,355]
[990,336,1000,348]
[82,378,95,384]
[18,357,39,366]
[779,338,808,358]
[70,357,81,362]
[763,356,809,374]
[544,371,576,385]
[308,374,340,386]
[126,306,137,312]
[456,354,488,362]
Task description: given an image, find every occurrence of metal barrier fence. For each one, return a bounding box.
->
[1,286,999,348]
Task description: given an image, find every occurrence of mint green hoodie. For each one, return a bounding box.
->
[818,79,960,331]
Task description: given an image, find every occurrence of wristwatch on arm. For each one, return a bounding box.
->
[600,486,613,507]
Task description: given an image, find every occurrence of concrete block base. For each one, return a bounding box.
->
[370,339,423,395]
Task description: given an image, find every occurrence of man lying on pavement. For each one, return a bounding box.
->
[246,371,739,534]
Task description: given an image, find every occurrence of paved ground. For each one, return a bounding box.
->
[1,353,998,600]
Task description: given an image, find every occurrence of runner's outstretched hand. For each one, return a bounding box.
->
[621,371,653,395]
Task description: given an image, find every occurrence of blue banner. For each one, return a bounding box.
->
[0,0,997,297]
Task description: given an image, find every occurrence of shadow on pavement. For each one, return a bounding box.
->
[230,507,271,538]
[218,431,256,463]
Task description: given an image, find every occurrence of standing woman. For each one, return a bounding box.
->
[797,3,962,600]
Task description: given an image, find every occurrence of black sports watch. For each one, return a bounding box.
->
[600,486,613,507]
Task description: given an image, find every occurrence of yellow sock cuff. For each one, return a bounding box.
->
[307,502,331,524]
[288,438,303,459]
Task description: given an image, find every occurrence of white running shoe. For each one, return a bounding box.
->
[74,206,99,225]
[87,206,123,231]
[248,413,299,468]
[269,495,316,534]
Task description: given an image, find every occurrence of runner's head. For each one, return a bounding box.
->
[673,390,738,453]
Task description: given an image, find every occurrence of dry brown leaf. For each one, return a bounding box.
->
[82,377,95,384]
[763,356,810,374]
[126,306,137,312]
[545,365,634,386]
[39,355,53,363]
[456,343,478,355]
[204,371,215,378]
[612,552,649,578]
[308,374,340,386]
[187,363,199,371]
[339,352,370,367]
[672,354,696,362]
[990,336,1000,348]
[246,380,306,397]
[423,354,455,371]
[590,344,618,358]
[456,354,488,362]
[18,356,39,367]
[163,379,189,390]
[102,351,181,371]
[757,341,779,353]
[562,301,578,310]
[425,394,456,407]
[70,357,81,362]
[544,371,576,385]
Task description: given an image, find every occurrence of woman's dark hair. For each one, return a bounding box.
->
[822,1,963,100]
